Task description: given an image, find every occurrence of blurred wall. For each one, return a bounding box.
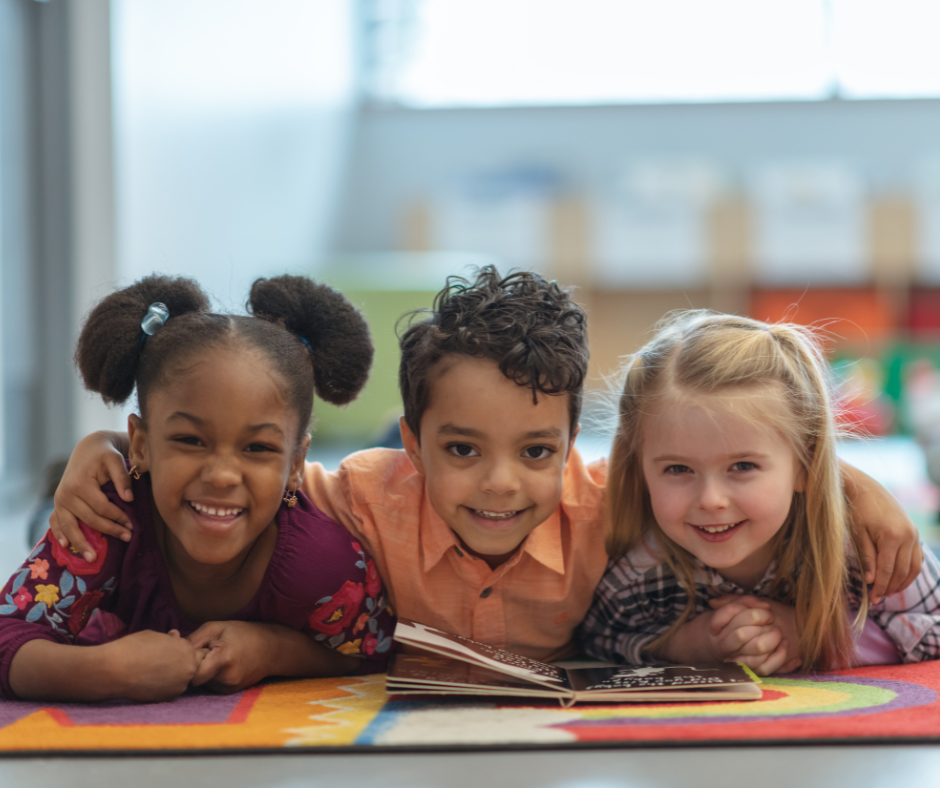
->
[335,99,940,252]
[68,0,360,438]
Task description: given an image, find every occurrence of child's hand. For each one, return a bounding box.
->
[188,620,359,692]
[843,461,923,603]
[105,629,205,702]
[187,621,277,694]
[659,596,775,665]
[49,430,134,561]
[710,596,802,675]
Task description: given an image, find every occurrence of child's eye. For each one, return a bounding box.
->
[731,461,757,472]
[447,443,479,458]
[173,435,203,447]
[246,443,277,453]
[664,464,691,475]
[522,445,554,460]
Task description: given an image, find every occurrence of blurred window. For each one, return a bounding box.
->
[366,0,940,107]
[831,0,940,99]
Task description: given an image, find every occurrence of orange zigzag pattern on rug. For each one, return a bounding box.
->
[0,676,385,752]
[282,673,388,746]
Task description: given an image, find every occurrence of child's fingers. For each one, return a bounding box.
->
[868,540,898,606]
[709,594,771,611]
[47,510,67,545]
[884,539,920,599]
[47,510,96,561]
[723,626,782,657]
[711,604,774,635]
[103,455,134,502]
[751,640,793,676]
[186,622,224,651]
[858,529,878,586]
[777,656,803,674]
[190,648,223,687]
[896,541,924,597]
[53,494,132,545]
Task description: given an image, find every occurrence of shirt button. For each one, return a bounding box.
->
[480,587,492,598]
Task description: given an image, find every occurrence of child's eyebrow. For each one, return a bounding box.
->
[166,412,284,436]
[522,428,563,440]
[245,423,285,436]
[438,424,563,441]
[438,424,484,438]
[167,411,204,426]
[652,451,769,462]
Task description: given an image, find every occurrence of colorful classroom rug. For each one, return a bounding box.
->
[3,661,940,755]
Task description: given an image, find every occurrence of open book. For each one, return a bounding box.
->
[387,618,762,707]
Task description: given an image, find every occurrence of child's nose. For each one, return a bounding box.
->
[697,477,729,510]
[202,453,241,487]
[479,457,521,495]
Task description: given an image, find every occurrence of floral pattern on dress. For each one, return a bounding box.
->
[50,524,108,576]
[0,537,117,639]
[306,540,393,657]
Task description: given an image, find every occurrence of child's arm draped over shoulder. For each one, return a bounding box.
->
[842,461,923,603]
[50,431,135,557]
[0,526,203,701]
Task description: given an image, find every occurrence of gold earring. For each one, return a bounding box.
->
[129,465,142,481]
[283,489,298,508]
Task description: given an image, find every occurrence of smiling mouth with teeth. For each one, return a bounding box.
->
[693,522,741,533]
[189,501,246,518]
[472,509,522,520]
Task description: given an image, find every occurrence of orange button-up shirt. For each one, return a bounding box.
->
[303,447,608,662]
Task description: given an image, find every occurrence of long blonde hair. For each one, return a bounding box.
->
[606,310,864,670]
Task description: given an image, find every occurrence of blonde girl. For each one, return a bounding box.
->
[580,311,940,675]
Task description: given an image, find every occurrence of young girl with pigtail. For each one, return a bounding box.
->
[580,311,940,675]
[0,274,392,702]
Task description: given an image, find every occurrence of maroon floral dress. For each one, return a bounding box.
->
[0,477,393,698]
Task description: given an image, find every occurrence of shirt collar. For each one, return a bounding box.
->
[517,509,566,575]
[420,494,463,573]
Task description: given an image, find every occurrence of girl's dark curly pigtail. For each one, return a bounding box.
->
[75,275,211,405]
[248,275,373,406]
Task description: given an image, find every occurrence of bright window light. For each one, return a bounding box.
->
[376,0,832,106]
[832,0,940,99]
[369,0,940,107]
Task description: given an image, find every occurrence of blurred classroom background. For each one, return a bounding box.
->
[3,0,940,558]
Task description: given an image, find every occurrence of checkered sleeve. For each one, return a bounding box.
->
[578,553,695,665]
[868,544,940,663]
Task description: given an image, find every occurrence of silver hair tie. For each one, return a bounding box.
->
[141,302,170,339]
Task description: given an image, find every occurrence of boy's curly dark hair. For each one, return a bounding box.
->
[75,274,373,444]
[399,266,588,440]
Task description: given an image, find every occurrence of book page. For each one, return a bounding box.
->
[393,619,566,685]
[387,653,567,694]
[566,663,756,693]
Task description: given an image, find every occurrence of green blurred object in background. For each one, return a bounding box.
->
[313,253,497,446]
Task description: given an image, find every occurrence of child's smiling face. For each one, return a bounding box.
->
[641,388,805,589]
[401,355,577,568]
[128,348,308,569]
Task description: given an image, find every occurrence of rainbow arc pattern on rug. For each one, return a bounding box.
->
[1,662,940,752]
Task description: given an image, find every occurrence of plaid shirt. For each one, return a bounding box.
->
[579,538,940,665]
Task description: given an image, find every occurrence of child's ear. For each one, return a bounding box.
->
[127,413,150,472]
[288,433,311,490]
[400,416,426,476]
